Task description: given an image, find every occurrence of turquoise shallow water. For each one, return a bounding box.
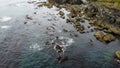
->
[0,0,120,68]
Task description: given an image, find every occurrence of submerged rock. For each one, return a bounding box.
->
[56,56,68,63]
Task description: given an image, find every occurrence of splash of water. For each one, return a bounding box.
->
[0,16,12,22]
[29,43,44,51]
[1,25,11,29]
[52,36,74,47]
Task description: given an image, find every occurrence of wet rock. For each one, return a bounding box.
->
[34,12,37,14]
[41,2,53,8]
[75,16,82,22]
[90,29,94,32]
[96,20,120,35]
[94,26,103,30]
[49,0,84,4]
[94,32,104,41]
[24,22,27,24]
[76,25,85,31]
[26,15,32,20]
[103,34,116,43]
[63,29,69,32]
[57,56,68,63]
[80,19,85,23]
[59,11,64,16]
[87,26,91,28]
[94,32,116,43]
[80,31,86,34]
[66,18,71,23]
[88,39,94,46]
[89,20,96,26]
[115,50,120,59]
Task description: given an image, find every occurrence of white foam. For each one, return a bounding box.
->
[1,25,11,29]
[52,36,74,47]
[0,16,12,22]
[67,38,74,45]
[29,43,43,51]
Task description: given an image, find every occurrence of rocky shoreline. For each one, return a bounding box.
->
[44,0,120,40]
[36,0,120,61]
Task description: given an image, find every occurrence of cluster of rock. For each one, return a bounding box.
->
[88,3,120,24]
[48,0,84,4]
[94,32,116,43]
[40,0,120,43]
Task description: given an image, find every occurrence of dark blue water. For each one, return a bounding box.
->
[0,0,120,68]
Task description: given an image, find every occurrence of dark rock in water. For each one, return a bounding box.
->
[49,0,84,4]
[26,15,33,20]
[24,22,27,24]
[59,11,64,16]
[56,56,68,63]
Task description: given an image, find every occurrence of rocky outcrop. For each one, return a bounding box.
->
[94,32,116,43]
[84,3,120,27]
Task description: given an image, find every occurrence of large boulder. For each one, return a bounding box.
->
[94,32,116,43]
[103,34,116,43]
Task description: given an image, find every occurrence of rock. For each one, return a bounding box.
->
[94,32,104,41]
[87,26,91,28]
[94,32,116,43]
[63,29,69,32]
[26,15,32,20]
[103,34,116,43]
[24,22,27,24]
[49,0,84,4]
[34,12,37,14]
[66,19,71,23]
[91,29,94,32]
[57,56,68,63]
[59,11,64,16]
[115,50,120,59]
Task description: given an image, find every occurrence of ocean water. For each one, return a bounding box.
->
[0,0,120,68]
